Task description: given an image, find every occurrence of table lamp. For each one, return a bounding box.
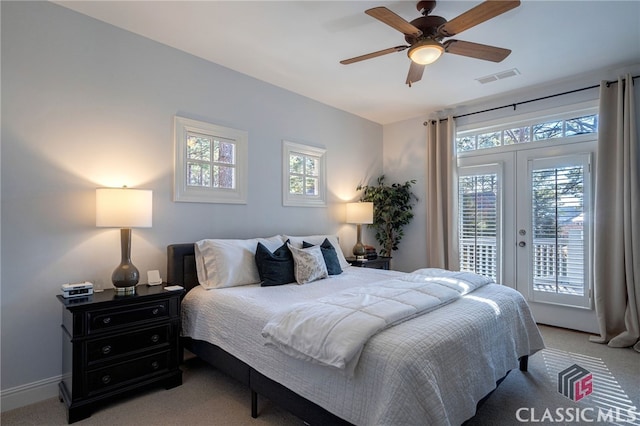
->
[96,187,152,295]
[346,202,374,259]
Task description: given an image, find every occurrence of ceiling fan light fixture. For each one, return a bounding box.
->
[408,39,444,65]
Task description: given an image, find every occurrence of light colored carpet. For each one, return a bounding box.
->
[468,325,640,426]
[2,325,638,425]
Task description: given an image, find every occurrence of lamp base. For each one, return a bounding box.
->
[352,224,366,259]
[112,259,140,293]
[111,228,140,296]
[114,286,136,295]
[352,242,366,258]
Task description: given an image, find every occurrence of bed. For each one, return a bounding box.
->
[167,237,544,425]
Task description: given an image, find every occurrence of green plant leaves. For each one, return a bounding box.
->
[356,175,418,256]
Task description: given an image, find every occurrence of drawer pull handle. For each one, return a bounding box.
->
[102,317,111,324]
[101,375,111,385]
[150,334,160,343]
[151,361,160,370]
[101,345,112,355]
[152,308,159,315]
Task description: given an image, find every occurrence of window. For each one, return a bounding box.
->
[174,116,248,204]
[282,140,326,207]
[456,113,598,153]
[529,156,591,305]
[455,101,597,319]
[458,166,502,281]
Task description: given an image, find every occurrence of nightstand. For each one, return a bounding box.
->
[346,257,392,270]
[57,284,184,423]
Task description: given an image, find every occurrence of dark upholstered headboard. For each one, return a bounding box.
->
[167,244,199,292]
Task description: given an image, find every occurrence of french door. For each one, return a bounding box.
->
[458,142,598,332]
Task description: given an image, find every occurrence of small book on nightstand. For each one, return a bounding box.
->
[365,245,378,260]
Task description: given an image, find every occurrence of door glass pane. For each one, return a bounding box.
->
[531,165,585,296]
[458,173,499,280]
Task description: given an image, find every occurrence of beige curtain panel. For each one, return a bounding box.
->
[425,117,459,270]
[591,74,640,352]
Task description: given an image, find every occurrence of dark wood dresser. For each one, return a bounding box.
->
[57,284,183,423]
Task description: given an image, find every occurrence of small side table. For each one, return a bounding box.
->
[346,256,392,270]
[57,284,183,423]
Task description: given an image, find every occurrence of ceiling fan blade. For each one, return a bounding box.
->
[438,0,520,37]
[406,61,426,87]
[366,7,423,38]
[443,39,511,62]
[340,45,409,65]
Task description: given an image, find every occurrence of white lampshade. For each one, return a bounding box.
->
[96,188,153,228]
[408,39,444,65]
[346,202,374,224]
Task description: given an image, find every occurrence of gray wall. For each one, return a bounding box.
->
[0,1,382,396]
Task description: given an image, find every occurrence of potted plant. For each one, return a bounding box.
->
[356,175,418,256]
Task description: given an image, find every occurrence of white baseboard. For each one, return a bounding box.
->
[1,375,61,412]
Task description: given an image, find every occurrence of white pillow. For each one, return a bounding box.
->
[288,244,328,284]
[284,234,351,270]
[195,236,284,289]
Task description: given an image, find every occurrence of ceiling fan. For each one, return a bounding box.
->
[340,0,520,86]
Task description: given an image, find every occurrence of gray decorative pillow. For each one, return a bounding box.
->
[288,243,328,284]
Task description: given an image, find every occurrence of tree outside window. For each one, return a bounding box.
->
[174,116,247,204]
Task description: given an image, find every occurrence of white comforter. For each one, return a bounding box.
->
[262,269,493,371]
[182,267,544,426]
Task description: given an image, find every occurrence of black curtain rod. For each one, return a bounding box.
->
[424,74,639,125]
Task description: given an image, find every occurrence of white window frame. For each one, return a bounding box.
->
[457,163,504,283]
[456,101,599,157]
[173,116,248,204]
[282,140,326,207]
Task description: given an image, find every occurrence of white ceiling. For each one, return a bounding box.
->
[55,1,640,125]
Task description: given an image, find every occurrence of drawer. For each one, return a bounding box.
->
[87,325,171,364]
[87,301,169,334]
[87,351,170,396]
